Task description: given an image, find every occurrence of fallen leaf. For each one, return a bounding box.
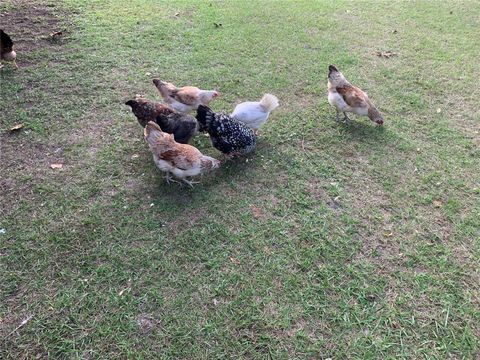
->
[10,123,23,131]
[374,50,397,58]
[118,287,130,296]
[50,163,63,169]
[433,200,442,208]
[230,257,240,265]
[384,232,394,237]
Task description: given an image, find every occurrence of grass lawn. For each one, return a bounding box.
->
[1,0,479,358]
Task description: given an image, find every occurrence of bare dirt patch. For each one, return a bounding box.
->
[0,0,70,67]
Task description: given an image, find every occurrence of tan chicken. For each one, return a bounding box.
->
[327,65,384,125]
[0,30,18,69]
[144,121,220,186]
[152,79,219,113]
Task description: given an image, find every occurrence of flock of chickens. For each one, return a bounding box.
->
[125,80,279,186]
[125,68,384,186]
[1,29,385,187]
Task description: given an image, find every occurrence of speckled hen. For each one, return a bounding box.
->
[196,105,256,156]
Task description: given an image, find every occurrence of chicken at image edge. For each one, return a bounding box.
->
[0,30,18,69]
[230,94,279,133]
[327,65,384,125]
[196,105,256,157]
[125,97,201,144]
[153,79,219,113]
[144,121,220,187]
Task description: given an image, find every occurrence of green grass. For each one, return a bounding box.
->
[1,0,479,358]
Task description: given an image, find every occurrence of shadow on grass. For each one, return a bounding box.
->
[146,137,278,205]
[336,118,393,145]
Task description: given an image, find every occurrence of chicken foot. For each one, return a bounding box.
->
[182,178,199,188]
[165,173,180,185]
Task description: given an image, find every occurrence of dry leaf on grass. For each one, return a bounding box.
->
[433,200,443,208]
[10,123,24,131]
[374,50,397,58]
[230,257,241,265]
[50,163,63,169]
[118,287,130,296]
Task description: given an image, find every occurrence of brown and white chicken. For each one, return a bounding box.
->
[0,30,18,69]
[144,121,220,186]
[327,65,384,125]
[152,79,219,113]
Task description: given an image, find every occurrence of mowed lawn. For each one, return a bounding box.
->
[1,0,479,358]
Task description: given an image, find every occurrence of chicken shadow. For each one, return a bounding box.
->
[148,137,276,204]
[335,117,392,146]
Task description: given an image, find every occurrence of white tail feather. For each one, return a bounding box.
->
[259,94,279,112]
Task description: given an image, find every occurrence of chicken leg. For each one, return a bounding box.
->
[165,173,180,185]
[335,110,340,123]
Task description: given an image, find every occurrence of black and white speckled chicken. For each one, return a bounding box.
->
[196,105,256,156]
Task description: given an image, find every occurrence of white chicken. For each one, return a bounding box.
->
[230,94,279,132]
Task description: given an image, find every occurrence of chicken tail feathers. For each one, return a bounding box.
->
[195,105,215,128]
[259,94,279,112]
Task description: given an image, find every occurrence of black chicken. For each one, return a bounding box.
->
[0,30,18,69]
[125,98,200,144]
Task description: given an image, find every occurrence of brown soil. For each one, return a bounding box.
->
[0,0,70,67]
